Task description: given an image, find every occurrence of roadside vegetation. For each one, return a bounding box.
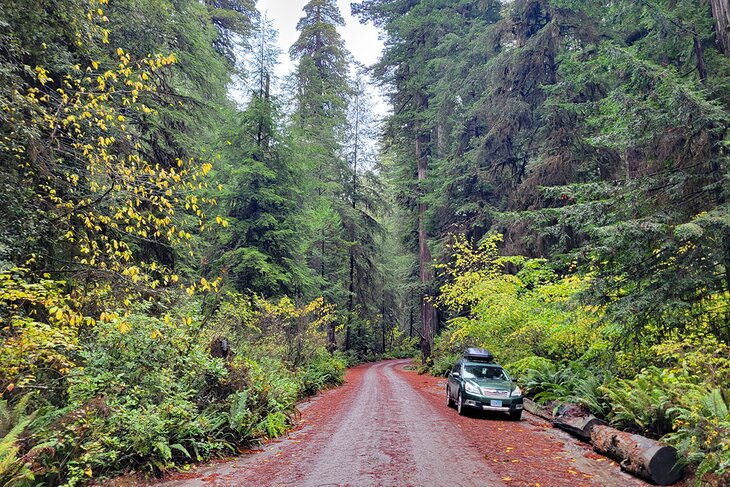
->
[429,234,730,485]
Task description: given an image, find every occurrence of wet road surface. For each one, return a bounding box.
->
[155,360,650,487]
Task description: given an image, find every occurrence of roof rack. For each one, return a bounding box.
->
[464,347,494,363]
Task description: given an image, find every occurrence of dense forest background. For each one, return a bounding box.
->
[1,0,729,485]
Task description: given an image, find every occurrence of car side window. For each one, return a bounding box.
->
[451,364,460,374]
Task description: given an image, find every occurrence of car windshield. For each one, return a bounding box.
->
[462,365,509,381]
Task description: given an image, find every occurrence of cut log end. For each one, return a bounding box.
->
[591,425,683,485]
[648,446,682,486]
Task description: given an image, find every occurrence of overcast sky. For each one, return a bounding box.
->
[257,0,383,78]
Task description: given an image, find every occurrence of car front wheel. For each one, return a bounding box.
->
[457,391,465,416]
[446,386,455,408]
[510,410,522,421]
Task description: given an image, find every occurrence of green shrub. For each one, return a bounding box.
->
[600,367,681,437]
[429,351,460,377]
[0,396,34,486]
[508,356,556,382]
[665,388,730,485]
[301,350,346,395]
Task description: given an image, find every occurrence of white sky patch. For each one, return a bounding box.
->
[257,0,389,117]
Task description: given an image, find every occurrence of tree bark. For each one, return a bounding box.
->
[522,398,553,421]
[552,415,606,442]
[711,0,730,56]
[591,425,683,485]
[345,91,359,351]
[693,36,707,85]
[416,129,435,363]
[327,322,336,353]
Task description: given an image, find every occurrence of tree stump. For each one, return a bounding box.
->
[591,424,683,485]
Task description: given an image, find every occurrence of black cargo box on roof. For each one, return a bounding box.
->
[464,348,494,362]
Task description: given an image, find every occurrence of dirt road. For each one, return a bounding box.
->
[157,360,649,487]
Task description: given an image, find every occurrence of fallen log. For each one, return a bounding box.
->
[523,398,553,420]
[591,424,683,485]
[552,414,606,442]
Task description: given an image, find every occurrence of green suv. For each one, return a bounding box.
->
[446,348,524,420]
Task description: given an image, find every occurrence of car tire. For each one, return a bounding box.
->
[446,386,455,408]
[510,410,522,421]
[457,391,465,416]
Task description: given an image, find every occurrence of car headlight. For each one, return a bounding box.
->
[511,386,522,397]
[464,381,480,394]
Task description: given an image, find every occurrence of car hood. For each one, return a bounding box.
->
[468,379,515,392]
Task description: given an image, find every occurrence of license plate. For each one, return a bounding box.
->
[490,400,502,407]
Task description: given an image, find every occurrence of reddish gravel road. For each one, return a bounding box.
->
[155,360,650,487]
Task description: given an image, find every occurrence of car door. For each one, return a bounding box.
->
[448,363,461,400]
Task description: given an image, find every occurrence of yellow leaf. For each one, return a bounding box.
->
[118,322,130,334]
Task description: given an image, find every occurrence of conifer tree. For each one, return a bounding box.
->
[289,0,352,349]
[214,14,306,296]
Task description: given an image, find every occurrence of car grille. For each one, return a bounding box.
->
[481,388,509,397]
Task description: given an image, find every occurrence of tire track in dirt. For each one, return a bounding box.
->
[153,360,654,487]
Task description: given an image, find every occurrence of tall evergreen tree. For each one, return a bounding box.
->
[342,70,386,349]
[213,13,306,296]
[354,0,504,360]
[289,0,352,349]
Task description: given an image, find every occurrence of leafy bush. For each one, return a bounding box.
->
[16,293,344,485]
[432,235,601,370]
[508,356,556,383]
[429,351,460,377]
[25,311,229,484]
[301,350,346,395]
[600,367,679,437]
[665,388,730,485]
[0,396,34,486]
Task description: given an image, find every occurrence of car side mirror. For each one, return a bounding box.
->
[452,372,460,378]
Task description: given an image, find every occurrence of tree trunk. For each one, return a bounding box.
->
[591,425,683,485]
[416,129,435,364]
[327,322,336,353]
[552,415,606,442]
[381,295,386,354]
[409,302,413,338]
[345,92,359,351]
[711,0,730,56]
[693,36,707,85]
